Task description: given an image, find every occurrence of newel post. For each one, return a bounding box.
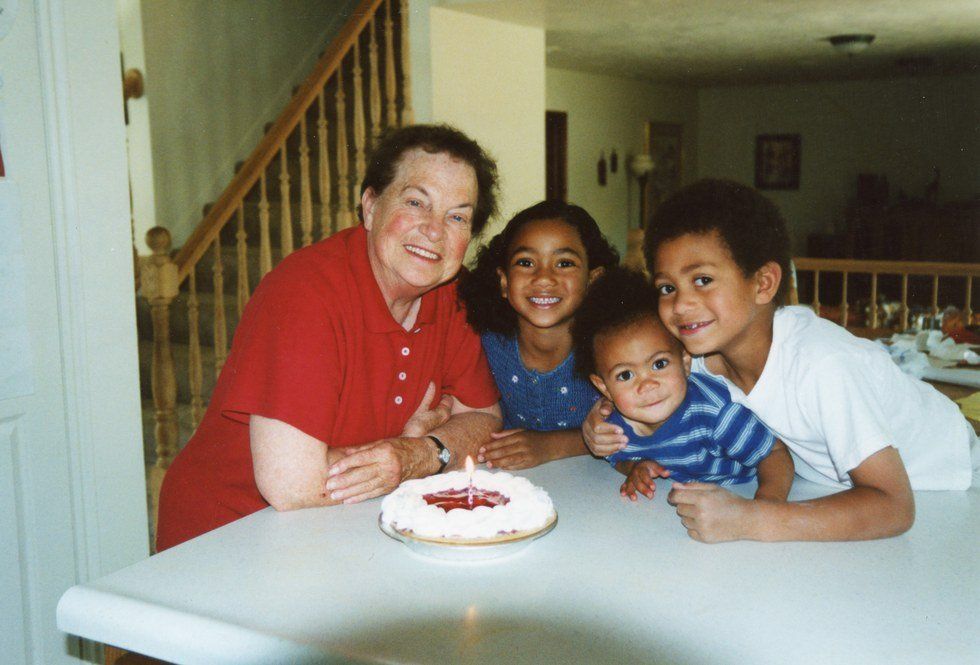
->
[139,227,179,470]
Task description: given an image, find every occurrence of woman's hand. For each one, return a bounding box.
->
[582,398,628,457]
[325,436,438,504]
[401,381,453,438]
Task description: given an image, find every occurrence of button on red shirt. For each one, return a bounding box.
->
[157,226,499,550]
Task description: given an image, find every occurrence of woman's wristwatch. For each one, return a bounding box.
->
[427,435,451,473]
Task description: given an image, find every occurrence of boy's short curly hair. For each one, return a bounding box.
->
[359,124,499,236]
[642,179,792,305]
[572,267,669,377]
[458,200,620,336]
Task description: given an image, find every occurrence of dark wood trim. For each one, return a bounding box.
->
[545,110,568,202]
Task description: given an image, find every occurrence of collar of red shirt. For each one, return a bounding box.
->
[347,225,440,333]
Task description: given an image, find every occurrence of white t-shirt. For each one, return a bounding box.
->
[691,306,974,490]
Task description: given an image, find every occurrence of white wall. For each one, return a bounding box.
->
[428,6,546,245]
[697,73,980,254]
[140,0,358,247]
[546,68,698,255]
[1,0,147,661]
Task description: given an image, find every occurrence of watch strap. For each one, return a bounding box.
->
[427,434,450,473]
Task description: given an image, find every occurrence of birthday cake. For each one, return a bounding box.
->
[380,469,556,544]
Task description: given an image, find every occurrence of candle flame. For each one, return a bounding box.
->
[465,455,475,474]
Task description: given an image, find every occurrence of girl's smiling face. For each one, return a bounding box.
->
[498,218,600,333]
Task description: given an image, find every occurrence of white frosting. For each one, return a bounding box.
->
[380,469,555,540]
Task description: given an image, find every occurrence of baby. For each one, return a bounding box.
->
[572,267,793,502]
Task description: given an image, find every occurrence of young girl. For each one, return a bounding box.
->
[458,200,619,469]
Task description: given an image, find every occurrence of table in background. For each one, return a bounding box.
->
[57,457,979,664]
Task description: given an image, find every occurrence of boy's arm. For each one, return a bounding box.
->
[670,446,914,542]
[753,439,793,502]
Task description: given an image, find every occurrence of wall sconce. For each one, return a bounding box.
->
[826,33,875,56]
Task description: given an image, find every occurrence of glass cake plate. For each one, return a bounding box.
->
[378,512,557,562]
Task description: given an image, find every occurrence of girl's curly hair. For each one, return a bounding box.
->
[458,200,619,335]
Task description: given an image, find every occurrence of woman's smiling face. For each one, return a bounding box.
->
[497,218,597,333]
[362,148,478,306]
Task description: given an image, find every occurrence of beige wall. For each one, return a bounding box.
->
[546,68,698,255]
[697,73,980,254]
[141,0,357,246]
[429,7,546,246]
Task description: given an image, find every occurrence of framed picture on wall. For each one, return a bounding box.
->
[755,134,800,190]
[644,122,683,225]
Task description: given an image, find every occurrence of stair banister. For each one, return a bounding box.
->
[172,0,386,284]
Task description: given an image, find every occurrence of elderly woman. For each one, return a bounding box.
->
[157,125,503,550]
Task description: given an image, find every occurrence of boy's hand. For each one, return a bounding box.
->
[621,461,669,501]
[582,398,628,457]
[478,429,547,470]
[668,482,752,543]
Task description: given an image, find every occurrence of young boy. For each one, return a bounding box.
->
[584,179,976,543]
[573,267,793,504]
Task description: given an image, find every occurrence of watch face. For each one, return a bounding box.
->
[438,448,451,464]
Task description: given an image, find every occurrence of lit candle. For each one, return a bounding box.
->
[465,455,475,508]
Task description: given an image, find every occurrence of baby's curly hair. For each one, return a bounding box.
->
[458,200,619,335]
[572,267,669,377]
[643,179,791,305]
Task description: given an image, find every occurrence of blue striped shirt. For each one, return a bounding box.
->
[481,332,599,431]
[606,373,775,485]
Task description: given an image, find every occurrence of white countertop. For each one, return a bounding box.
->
[58,458,979,664]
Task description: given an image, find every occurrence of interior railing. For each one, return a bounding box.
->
[789,257,979,336]
[137,0,412,530]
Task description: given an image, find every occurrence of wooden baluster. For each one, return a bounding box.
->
[812,270,821,313]
[966,276,974,324]
[187,271,204,429]
[335,65,352,229]
[840,271,849,327]
[236,201,250,317]
[869,272,878,329]
[352,33,367,222]
[399,0,413,124]
[317,89,333,239]
[140,227,179,470]
[259,172,273,276]
[299,116,314,247]
[140,227,179,538]
[368,16,382,142]
[931,274,940,324]
[384,0,398,127]
[213,237,228,376]
[899,273,909,332]
[279,143,294,258]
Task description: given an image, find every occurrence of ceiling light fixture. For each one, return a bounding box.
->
[827,33,875,55]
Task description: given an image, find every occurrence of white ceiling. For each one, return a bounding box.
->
[442,0,980,85]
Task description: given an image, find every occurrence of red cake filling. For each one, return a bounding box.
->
[423,488,510,512]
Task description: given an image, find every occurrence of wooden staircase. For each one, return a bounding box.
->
[135,0,413,542]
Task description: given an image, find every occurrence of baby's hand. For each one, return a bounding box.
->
[621,460,669,501]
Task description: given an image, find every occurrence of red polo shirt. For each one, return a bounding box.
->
[156,226,498,550]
